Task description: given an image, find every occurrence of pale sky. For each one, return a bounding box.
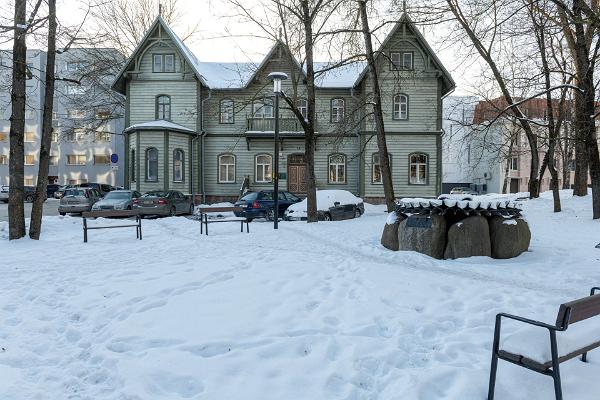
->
[15,0,476,94]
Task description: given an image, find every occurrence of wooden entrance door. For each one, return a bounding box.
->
[287,154,307,194]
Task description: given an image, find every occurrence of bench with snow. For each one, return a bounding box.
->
[81,210,142,243]
[197,207,249,236]
[488,287,600,400]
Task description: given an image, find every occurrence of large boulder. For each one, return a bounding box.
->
[444,216,491,259]
[489,217,531,259]
[398,215,447,259]
[380,212,406,251]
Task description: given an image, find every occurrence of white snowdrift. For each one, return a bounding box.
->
[285,189,362,219]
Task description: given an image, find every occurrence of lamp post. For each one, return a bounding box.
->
[267,71,288,229]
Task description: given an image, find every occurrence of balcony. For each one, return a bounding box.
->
[246,117,305,133]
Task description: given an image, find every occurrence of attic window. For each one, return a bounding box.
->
[390,51,413,70]
[153,54,175,73]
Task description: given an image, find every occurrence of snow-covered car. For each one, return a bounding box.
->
[449,186,478,195]
[284,190,364,221]
[438,193,475,201]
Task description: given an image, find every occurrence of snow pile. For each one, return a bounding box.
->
[1,190,600,399]
[399,195,522,211]
[285,190,362,218]
[194,202,236,218]
[386,211,398,225]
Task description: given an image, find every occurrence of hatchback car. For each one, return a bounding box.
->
[234,190,302,221]
[54,185,75,199]
[133,190,194,217]
[92,190,142,211]
[58,187,102,215]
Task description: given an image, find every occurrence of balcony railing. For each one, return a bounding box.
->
[246,117,305,132]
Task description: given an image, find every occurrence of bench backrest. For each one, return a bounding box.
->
[197,207,243,213]
[556,292,600,328]
[82,210,139,218]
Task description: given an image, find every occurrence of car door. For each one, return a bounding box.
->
[277,192,288,216]
[258,191,274,214]
[173,191,186,213]
[329,202,346,220]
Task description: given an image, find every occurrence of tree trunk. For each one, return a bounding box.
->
[29,0,56,239]
[301,0,318,223]
[358,0,395,212]
[502,139,514,194]
[561,124,573,189]
[8,0,27,240]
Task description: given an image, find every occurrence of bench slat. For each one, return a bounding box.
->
[197,207,244,213]
[83,210,140,218]
[556,293,600,326]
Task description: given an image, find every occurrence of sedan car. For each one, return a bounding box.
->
[58,187,102,215]
[234,190,302,221]
[284,190,364,221]
[46,184,61,198]
[1,185,48,203]
[91,190,141,211]
[449,187,478,196]
[133,190,194,217]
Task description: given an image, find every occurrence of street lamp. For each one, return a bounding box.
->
[267,71,288,229]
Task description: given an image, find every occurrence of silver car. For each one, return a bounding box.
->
[91,190,141,211]
[58,187,102,215]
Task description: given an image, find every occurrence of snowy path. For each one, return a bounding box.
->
[1,191,599,399]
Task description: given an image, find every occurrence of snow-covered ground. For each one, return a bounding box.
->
[1,190,599,399]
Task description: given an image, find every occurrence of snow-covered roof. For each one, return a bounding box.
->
[124,120,196,134]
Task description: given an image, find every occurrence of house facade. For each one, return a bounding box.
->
[0,49,125,187]
[112,15,454,202]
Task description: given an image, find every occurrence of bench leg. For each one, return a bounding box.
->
[550,331,563,400]
[241,220,243,233]
[138,217,142,240]
[581,352,588,362]
[488,316,501,400]
[246,220,249,233]
[200,214,203,235]
[205,214,208,236]
[83,217,88,243]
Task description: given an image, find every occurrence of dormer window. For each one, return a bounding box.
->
[390,51,413,70]
[153,54,175,73]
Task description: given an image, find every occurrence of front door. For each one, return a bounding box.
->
[510,178,519,193]
[287,154,307,194]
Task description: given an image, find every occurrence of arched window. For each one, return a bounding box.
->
[330,98,345,122]
[173,149,184,182]
[130,149,136,182]
[393,94,408,120]
[297,98,308,118]
[409,153,428,185]
[218,154,236,183]
[372,153,392,184]
[328,153,346,184]
[252,98,274,118]
[156,95,171,120]
[255,154,272,183]
[146,147,159,182]
[220,99,234,124]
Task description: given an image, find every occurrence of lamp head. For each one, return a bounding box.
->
[268,71,288,93]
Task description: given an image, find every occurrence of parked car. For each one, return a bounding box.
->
[133,190,194,217]
[0,185,8,203]
[91,190,141,211]
[58,187,102,215]
[285,190,364,221]
[234,190,302,221]
[0,185,48,203]
[54,185,75,199]
[46,184,61,198]
[77,183,114,197]
[449,187,478,196]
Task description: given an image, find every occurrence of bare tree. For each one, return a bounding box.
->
[29,0,56,240]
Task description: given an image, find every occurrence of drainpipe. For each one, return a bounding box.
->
[350,87,362,197]
[200,89,212,203]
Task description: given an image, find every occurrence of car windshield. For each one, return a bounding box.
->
[142,191,168,198]
[104,191,131,200]
[239,192,258,201]
[64,189,86,197]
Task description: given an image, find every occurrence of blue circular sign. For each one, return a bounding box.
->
[110,154,119,163]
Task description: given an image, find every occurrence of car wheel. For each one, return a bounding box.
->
[266,209,275,221]
[246,218,253,223]
[25,194,33,202]
[324,213,332,221]
[126,205,132,210]
[354,208,362,218]
[59,212,66,216]
[169,206,176,217]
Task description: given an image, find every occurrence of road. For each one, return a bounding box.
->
[0,199,60,222]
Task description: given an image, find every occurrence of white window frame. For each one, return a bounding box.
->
[66,154,86,165]
[252,98,274,119]
[173,149,184,182]
[219,99,234,124]
[409,153,428,185]
[156,95,171,120]
[331,98,345,123]
[372,153,392,184]
[218,154,236,183]
[146,148,159,182]
[24,131,36,142]
[328,153,346,184]
[93,154,110,165]
[393,94,408,120]
[510,157,519,171]
[255,154,272,183]
[24,154,35,165]
[298,98,308,118]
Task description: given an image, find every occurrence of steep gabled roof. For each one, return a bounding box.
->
[354,13,455,96]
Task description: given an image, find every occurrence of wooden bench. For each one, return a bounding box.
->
[197,206,249,236]
[81,210,142,243]
[488,287,600,400]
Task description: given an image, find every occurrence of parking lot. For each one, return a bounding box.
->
[0,199,60,222]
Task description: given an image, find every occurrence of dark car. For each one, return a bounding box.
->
[234,190,302,221]
[284,190,364,221]
[77,183,114,197]
[24,186,48,203]
[54,185,75,199]
[133,190,194,217]
[46,184,61,198]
